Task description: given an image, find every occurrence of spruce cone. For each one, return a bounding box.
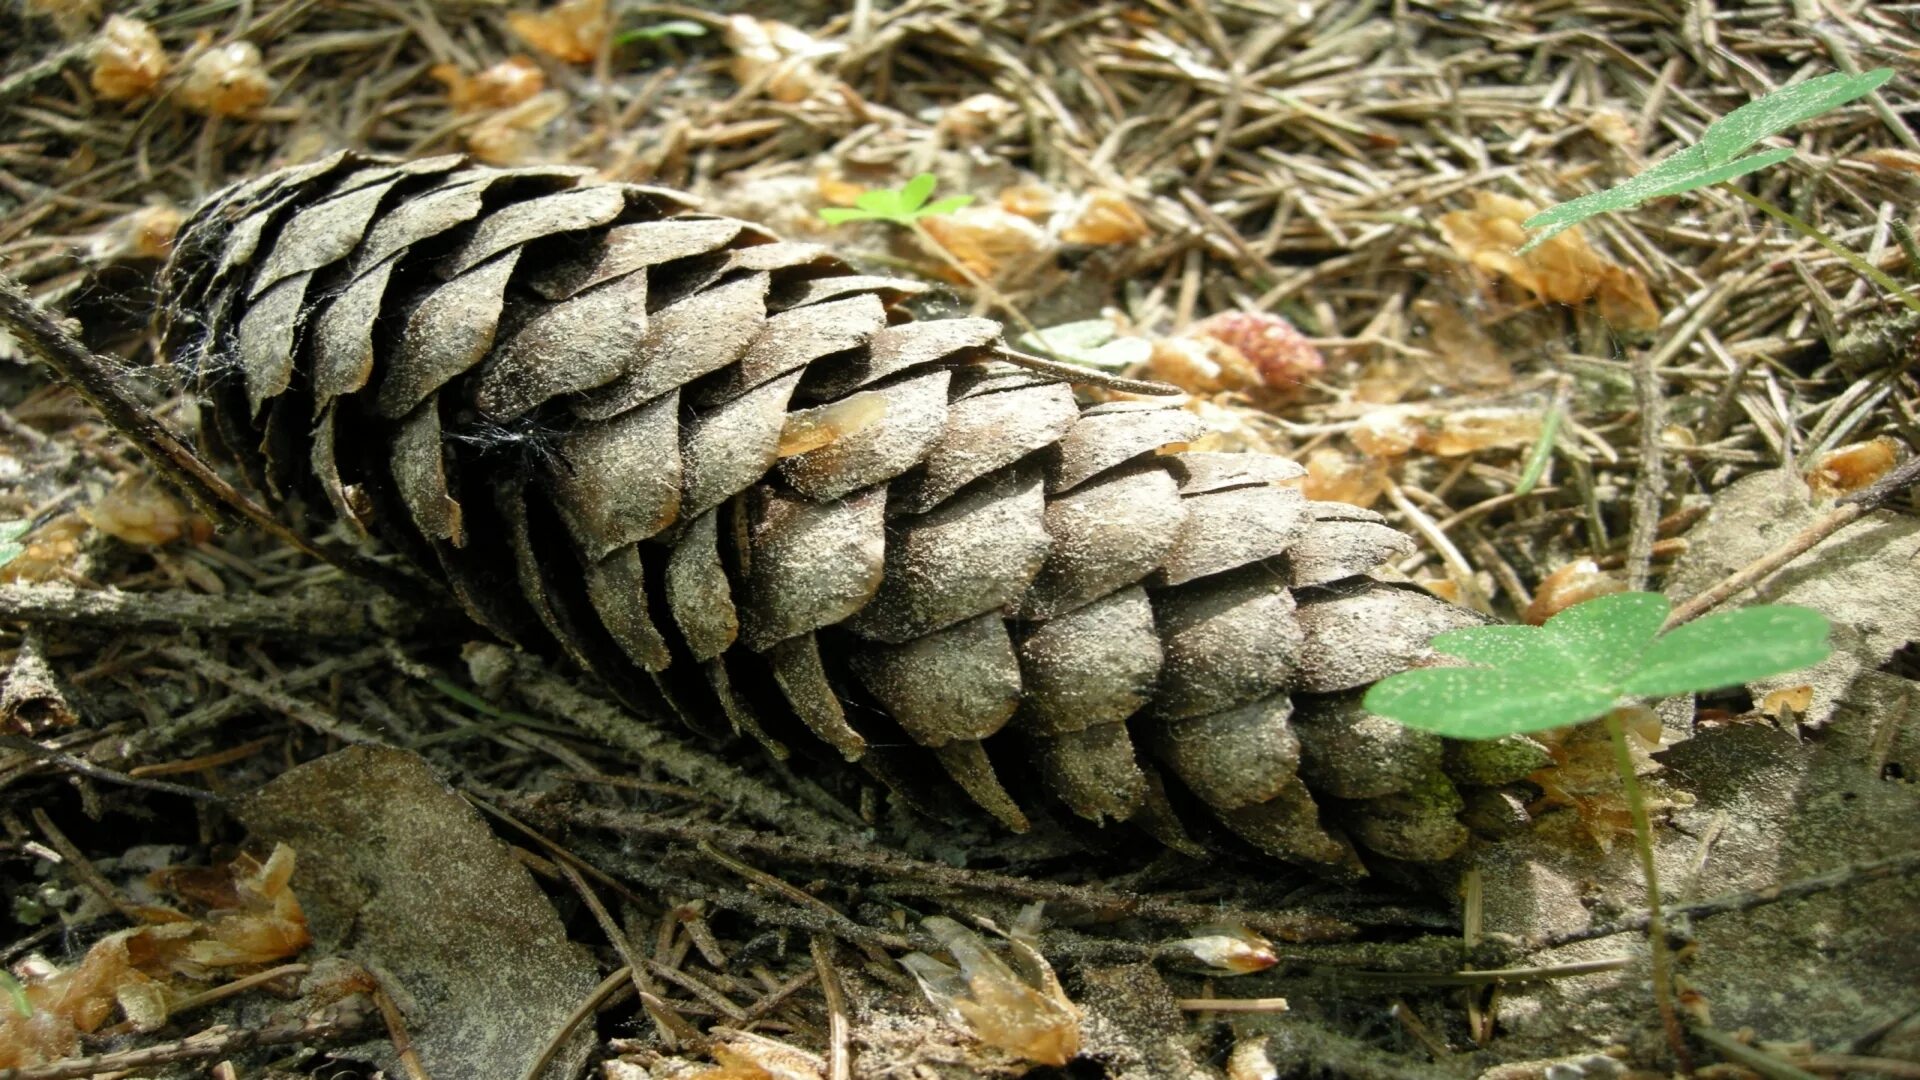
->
[160,153,1527,873]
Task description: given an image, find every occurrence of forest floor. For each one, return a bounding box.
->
[0,1,1917,1078]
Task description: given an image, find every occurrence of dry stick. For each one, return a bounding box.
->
[0,582,387,639]
[520,801,1356,943]
[0,1000,372,1080]
[1534,848,1920,951]
[158,645,390,746]
[811,936,852,1080]
[1625,344,1666,592]
[1666,453,1920,627]
[371,980,433,1080]
[518,967,637,1080]
[0,732,222,801]
[1688,1022,1823,1080]
[1605,709,1689,1072]
[0,275,432,602]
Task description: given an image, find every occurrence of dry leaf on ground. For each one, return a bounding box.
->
[90,15,169,103]
[1438,191,1661,333]
[430,56,546,112]
[507,0,607,65]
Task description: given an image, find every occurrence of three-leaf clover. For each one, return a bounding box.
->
[1519,68,1893,253]
[1363,592,1831,739]
[818,173,974,228]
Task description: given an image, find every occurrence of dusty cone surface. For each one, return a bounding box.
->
[161,153,1507,871]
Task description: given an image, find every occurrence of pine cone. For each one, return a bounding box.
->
[160,153,1524,873]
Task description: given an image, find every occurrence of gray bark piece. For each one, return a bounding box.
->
[1292,580,1483,694]
[476,267,650,420]
[391,400,463,545]
[739,484,887,652]
[238,747,598,1080]
[680,370,802,520]
[1153,484,1308,587]
[770,633,867,761]
[844,462,1048,643]
[551,389,682,557]
[1012,586,1160,737]
[779,369,952,501]
[528,218,743,301]
[376,249,520,419]
[1032,723,1147,824]
[441,185,628,278]
[583,546,670,672]
[1047,400,1205,494]
[893,381,1078,515]
[850,612,1022,746]
[1291,691,1443,800]
[1285,518,1418,588]
[699,294,888,404]
[664,509,739,662]
[1165,450,1306,493]
[575,272,769,422]
[800,318,1002,400]
[237,269,311,413]
[249,178,399,299]
[1018,464,1184,622]
[1151,693,1300,811]
[1151,568,1302,721]
[312,254,396,403]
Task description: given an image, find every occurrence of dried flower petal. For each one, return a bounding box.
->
[940,93,1017,143]
[917,206,1052,285]
[1760,685,1814,720]
[1168,925,1278,975]
[900,915,1079,1066]
[430,56,546,112]
[724,15,842,103]
[1351,404,1543,459]
[1807,435,1901,498]
[81,480,206,547]
[178,41,272,117]
[508,0,608,65]
[1438,191,1660,333]
[90,202,184,262]
[1059,189,1149,246]
[90,15,169,103]
[1300,447,1386,508]
[464,90,568,165]
[998,183,1060,220]
[1184,311,1325,397]
[1146,336,1262,396]
[1524,559,1625,625]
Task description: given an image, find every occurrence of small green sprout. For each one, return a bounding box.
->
[1519,68,1894,254]
[614,19,706,46]
[817,173,974,228]
[1,969,29,1018]
[1363,591,1831,739]
[0,520,30,571]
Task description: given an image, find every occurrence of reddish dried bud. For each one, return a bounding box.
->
[1185,311,1325,396]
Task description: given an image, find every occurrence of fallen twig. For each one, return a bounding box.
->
[0,999,372,1080]
[1667,453,1920,627]
[1533,848,1920,950]
[0,582,393,639]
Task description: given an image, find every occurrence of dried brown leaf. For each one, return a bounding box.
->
[1438,191,1661,333]
[431,56,546,112]
[90,15,169,103]
[507,0,607,65]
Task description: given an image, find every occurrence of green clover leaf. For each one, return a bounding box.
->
[1364,591,1831,740]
